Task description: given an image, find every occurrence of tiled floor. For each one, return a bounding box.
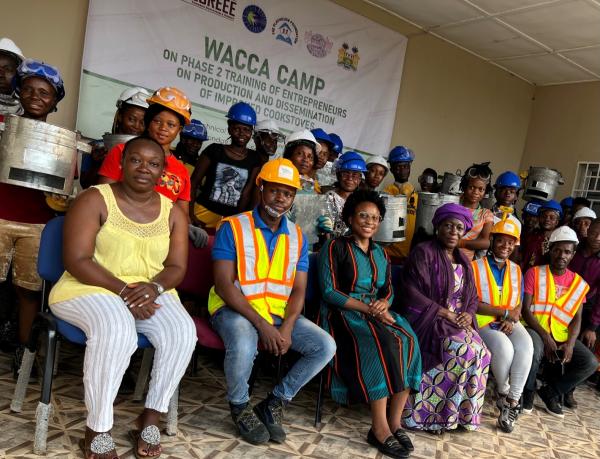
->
[0,343,599,459]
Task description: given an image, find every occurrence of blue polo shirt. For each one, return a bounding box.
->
[212,207,309,272]
[486,254,524,301]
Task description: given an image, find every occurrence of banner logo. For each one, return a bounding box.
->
[305,31,333,58]
[272,18,298,45]
[242,5,267,33]
[189,0,237,21]
[337,43,359,71]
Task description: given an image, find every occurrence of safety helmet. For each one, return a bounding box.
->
[328,133,343,155]
[255,119,282,135]
[540,199,563,218]
[256,157,301,189]
[0,38,24,65]
[181,119,208,141]
[548,226,579,245]
[285,129,322,154]
[366,155,389,172]
[560,197,574,208]
[495,171,521,189]
[388,145,414,164]
[226,101,256,126]
[573,207,597,221]
[522,200,541,216]
[146,86,191,125]
[337,151,367,173]
[13,58,65,103]
[117,87,150,109]
[311,128,333,146]
[491,219,521,240]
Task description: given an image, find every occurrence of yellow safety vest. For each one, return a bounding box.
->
[208,211,303,324]
[472,257,522,328]
[529,266,589,343]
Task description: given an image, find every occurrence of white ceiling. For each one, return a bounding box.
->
[365,0,600,85]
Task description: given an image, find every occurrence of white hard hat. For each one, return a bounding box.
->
[255,119,281,135]
[573,207,596,221]
[116,87,151,109]
[0,38,24,64]
[549,226,579,244]
[285,129,322,154]
[366,155,389,172]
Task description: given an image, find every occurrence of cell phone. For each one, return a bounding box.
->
[489,322,501,330]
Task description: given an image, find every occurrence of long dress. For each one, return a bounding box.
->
[318,237,422,404]
[400,241,491,431]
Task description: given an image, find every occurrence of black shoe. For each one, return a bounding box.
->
[366,429,409,458]
[497,401,519,433]
[564,390,577,409]
[537,386,564,418]
[392,428,414,452]
[254,393,287,443]
[230,403,270,445]
[521,390,535,414]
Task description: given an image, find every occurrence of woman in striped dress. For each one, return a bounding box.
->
[319,190,422,459]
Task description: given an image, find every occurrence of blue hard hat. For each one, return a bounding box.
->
[495,171,521,188]
[13,58,65,104]
[181,119,208,141]
[226,101,257,126]
[388,145,414,163]
[337,151,367,172]
[523,200,543,216]
[311,128,333,146]
[540,199,563,218]
[560,196,574,208]
[328,133,343,155]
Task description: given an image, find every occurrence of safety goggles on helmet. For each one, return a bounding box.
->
[14,58,65,103]
[181,119,208,141]
[117,87,150,109]
[147,87,192,125]
[466,167,491,182]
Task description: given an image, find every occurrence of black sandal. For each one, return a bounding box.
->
[393,428,415,451]
[366,429,409,458]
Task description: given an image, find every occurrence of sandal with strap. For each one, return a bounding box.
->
[129,425,162,459]
[79,432,118,459]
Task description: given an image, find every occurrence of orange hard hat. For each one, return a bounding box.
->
[146,86,192,125]
[491,219,520,240]
[256,158,301,190]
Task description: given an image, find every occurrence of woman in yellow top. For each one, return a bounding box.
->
[49,137,196,459]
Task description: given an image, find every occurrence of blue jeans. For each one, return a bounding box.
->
[211,306,336,405]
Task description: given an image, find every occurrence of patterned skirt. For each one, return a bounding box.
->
[320,307,422,405]
[402,329,491,431]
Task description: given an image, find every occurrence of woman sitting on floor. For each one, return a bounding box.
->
[319,190,422,459]
[401,203,491,434]
[49,136,197,459]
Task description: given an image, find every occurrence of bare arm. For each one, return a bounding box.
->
[462,221,492,251]
[189,155,211,223]
[175,199,190,223]
[238,166,260,211]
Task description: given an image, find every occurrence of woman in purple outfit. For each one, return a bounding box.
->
[401,203,491,434]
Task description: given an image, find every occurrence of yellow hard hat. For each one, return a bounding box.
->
[256,158,301,190]
[491,219,520,240]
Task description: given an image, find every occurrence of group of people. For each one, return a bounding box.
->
[0,37,599,459]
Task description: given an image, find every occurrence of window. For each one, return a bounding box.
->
[572,162,600,212]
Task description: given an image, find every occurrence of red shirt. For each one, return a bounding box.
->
[99,144,191,202]
[524,267,585,301]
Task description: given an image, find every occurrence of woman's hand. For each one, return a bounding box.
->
[369,299,389,317]
[128,302,161,320]
[455,311,473,329]
[376,310,396,326]
[498,320,513,335]
[506,308,521,323]
[122,282,159,308]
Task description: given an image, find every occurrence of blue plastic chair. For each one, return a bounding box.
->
[11,216,178,454]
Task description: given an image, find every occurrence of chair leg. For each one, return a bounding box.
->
[52,340,61,377]
[34,327,58,455]
[10,348,37,413]
[314,371,324,427]
[133,348,154,402]
[165,386,179,436]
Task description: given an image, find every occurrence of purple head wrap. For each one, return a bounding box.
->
[432,203,473,233]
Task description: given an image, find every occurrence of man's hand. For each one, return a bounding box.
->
[581,329,597,349]
[258,322,285,355]
[559,342,574,364]
[507,308,520,323]
[542,332,558,362]
[278,323,293,355]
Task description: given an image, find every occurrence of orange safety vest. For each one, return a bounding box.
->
[208,211,303,324]
[529,266,589,343]
[473,257,522,328]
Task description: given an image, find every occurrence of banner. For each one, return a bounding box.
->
[77,0,407,156]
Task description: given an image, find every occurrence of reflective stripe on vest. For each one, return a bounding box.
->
[473,257,522,328]
[208,211,302,324]
[529,265,589,343]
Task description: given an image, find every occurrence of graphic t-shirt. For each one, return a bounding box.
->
[195,143,261,216]
[99,144,191,202]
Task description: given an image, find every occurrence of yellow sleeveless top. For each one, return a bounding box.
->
[49,184,177,304]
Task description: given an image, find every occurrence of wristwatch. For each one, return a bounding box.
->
[151,282,165,295]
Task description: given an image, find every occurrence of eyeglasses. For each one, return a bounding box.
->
[340,171,362,180]
[357,211,383,223]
